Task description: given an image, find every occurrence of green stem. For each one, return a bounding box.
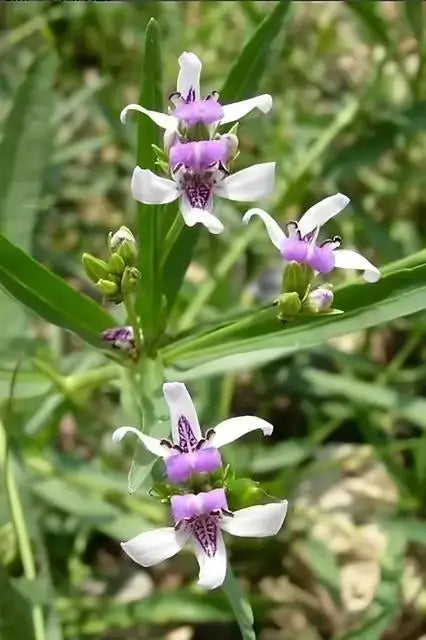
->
[0,421,45,640]
[222,565,256,640]
[123,291,143,355]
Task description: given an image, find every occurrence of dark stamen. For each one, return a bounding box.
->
[195,438,206,450]
[205,428,215,440]
[160,438,173,448]
[221,508,234,517]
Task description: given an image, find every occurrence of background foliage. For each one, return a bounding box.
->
[1,2,426,639]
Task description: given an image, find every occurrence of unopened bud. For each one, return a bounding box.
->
[96,278,119,298]
[283,262,313,298]
[276,291,302,320]
[108,252,125,276]
[305,287,334,313]
[121,266,141,295]
[109,226,138,265]
[224,133,239,161]
[102,326,136,357]
[82,253,110,283]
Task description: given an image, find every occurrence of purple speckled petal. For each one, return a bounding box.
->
[181,172,214,211]
[307,245,335,273]
[170,140,228,171]
[280,236,309,263]
[171,488,228,523]
[174,98,224,126]
[165,447,222,483]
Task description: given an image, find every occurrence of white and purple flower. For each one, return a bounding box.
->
[120,51,273,133]
[120,487,287,590]
[243,194,381,282]
[113,382,273,484]
[131,159,275,234]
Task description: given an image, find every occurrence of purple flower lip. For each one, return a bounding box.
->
[102,326,135,352]
[165,446,222,484]
[169,139,229,172]
[174,98,224,126]
[280,234,337,274]
[171,488,228,523]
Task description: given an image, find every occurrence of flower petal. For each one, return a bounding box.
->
[192,527,227,590]
[121,527,188,567]
[112,426,167,458]
[242,208,285,250]
[131,167,179,205]
[163,382,202,450]
[215,162,275,202]
[220,501,288,538]
[177,52,202,100]
[180,197,224,234]
[120,103,178,130]
[220,94,273,125]
[297,193,350,238]
[333,249,381,282]
[208,416,273,449]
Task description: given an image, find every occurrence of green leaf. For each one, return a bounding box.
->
[0,235,114,348]
[136,18,163,350]
[162,263,426,379]
[287,368,426,430]
[222,565,256,640]
[404,0,424,50]
[302,539,340,595]
[0,50,57,350]
[0,563,35,640]
[220,0,291,105]
[345,1,390,48]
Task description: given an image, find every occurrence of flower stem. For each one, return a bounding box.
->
[123,291,143,356]
[0,420,45,640]
[222,565,256,640]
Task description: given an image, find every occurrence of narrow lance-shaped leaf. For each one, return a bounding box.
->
[0,50,57,351]
[162,263,426,379]
[0,235,114,348]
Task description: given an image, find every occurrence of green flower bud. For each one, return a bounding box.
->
[121,266,141,295]
[82,253,110,284]
[283,262,314,299]
[108,252,125,276]
[96,278,119,298]
[276,291,302,320]
[109,226,138,265]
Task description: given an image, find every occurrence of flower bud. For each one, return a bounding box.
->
[108,226,138,265]
[224,133,239,162]
[121,266,141,295]
[305,286,334,313]
[82,253,110,284]
[96,278,119,298]
[276,291,302,320]
[283,262,313,298]
[108,252,125,276]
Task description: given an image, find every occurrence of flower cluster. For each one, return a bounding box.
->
[113,382,288,589]
[244,194,381,319]
[121,52,276,234]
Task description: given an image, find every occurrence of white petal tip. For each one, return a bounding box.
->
[120,109,128,124]
[364,270,381,283]
[112,427,127,442]
[258,94,273,113]
[336,192,350,208]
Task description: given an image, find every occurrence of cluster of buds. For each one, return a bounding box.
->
[113,382,288,590]
[82,226,140,304]
[121,52,275,234]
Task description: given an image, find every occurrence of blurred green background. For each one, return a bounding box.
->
[1,2,426,639]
